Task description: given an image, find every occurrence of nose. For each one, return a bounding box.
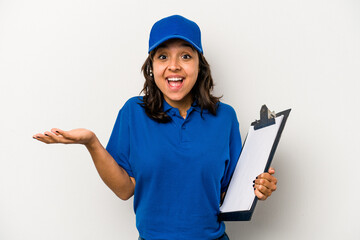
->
[168,57,181,71]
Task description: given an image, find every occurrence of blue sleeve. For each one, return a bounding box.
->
[221,109,242,193]
[106,105,134,178]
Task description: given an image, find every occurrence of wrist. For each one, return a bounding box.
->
[85,132,99,150]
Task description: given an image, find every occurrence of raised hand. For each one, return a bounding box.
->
[253,167,277,200]
[33,128,96,146]
[33,128,135,200]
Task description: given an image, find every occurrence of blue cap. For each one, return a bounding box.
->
[148,15,203,54]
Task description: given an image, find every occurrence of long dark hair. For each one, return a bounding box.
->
[140,49,221,123]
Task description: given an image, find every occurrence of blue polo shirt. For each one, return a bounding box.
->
[106,96,242,240]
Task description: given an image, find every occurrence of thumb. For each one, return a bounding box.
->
[268,167,275,175]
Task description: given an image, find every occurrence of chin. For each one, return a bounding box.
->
[170,94,190,102]
[171,96,185,101]
[164,92,192,105]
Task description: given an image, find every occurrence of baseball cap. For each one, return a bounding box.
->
[148,15,203,54]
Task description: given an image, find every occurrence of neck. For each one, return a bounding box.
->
[164,96,193,119]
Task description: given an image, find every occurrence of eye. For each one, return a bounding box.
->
[182,54,192,60]
[157,54,167,60]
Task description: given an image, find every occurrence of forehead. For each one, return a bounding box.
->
[155,39,196,52]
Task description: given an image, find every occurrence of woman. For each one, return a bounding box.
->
[33,15,277,240]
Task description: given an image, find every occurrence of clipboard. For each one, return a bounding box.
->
[218,105,291,221]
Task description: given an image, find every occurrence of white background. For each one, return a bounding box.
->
[1,0,359,239]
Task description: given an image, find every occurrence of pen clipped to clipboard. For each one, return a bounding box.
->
[219,105,291,221]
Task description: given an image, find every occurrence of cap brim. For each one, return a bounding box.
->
[148,35,203,54]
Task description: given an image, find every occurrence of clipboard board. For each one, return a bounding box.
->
[218,105,291,221]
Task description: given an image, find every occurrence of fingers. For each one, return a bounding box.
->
[51,128,69,138]
[254,177,277,192]
[33,128,74,144]
[254,188,267,200]
[253,168,278,201]
[257,172,277,185]
[254,179,275,200]
[33,131,58,144]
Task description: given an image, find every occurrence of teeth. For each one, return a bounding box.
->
[167,78,183,81]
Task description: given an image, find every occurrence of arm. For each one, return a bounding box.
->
[33,128,135,200]
[85,134,135,200]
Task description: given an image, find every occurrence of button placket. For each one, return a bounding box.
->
[180,118,191,142]
[169,107,195,143]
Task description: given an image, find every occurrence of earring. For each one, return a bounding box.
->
[149,69,153,77]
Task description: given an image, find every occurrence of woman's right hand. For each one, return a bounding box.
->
[33,128,96,147]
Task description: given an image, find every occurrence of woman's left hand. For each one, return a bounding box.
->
[253,167,277,200]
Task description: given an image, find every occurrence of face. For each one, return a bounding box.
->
[152,39,199,110]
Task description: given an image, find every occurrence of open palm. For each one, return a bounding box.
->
[33,128,95,145]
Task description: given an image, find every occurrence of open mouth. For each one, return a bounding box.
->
[166,77,184,88]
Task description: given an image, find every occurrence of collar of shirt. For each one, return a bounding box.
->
[162,98,209,117]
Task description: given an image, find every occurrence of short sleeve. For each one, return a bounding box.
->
[221,109,242,193]
[106,106,134,178]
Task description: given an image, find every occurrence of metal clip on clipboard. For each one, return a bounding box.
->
[252,105,276,130]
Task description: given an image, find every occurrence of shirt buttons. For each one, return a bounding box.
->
[182,125,186,129]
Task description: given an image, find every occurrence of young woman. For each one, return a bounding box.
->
[33,15,277,240]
